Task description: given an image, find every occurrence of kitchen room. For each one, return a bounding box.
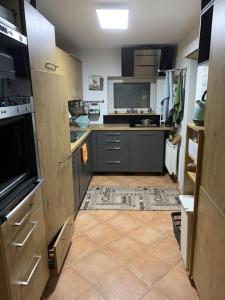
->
[0,0,224,300]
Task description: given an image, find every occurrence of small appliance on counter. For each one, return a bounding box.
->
[130,114,161,127]
[193,90,207,126]
[75,115,90,128]
[68,100,89,125]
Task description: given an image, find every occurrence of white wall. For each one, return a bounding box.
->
[81,48,121,124]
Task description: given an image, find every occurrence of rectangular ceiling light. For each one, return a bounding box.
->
[96,9,129,29]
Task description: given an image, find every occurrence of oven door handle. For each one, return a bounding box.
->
[5,178,43,221]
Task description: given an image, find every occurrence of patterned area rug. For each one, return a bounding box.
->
[80,186,180,211]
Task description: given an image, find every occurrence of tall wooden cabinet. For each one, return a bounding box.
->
[24,0,74,275]
[31,71,74,244]
[192,0,225,298]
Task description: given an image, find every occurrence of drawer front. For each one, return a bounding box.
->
[50,215,74,274]
[96,145,130,172]
[6,201,49,300]
[96,131,129,146]
[1,180,44,246]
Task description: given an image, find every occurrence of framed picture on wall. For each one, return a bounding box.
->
[89,75,104,91]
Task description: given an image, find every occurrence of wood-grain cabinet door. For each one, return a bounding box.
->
[75,58,83,100]
[31,70,74,244]
[24,0,56,72]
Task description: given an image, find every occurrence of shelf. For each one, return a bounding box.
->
[187,171,196,184]
[188,154,197,163]
[187,123,204,132]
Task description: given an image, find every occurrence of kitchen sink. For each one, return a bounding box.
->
[70,130,88,143]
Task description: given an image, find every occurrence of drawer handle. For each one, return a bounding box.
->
[106,161,121,164]
[45,62,59,71]
[140,133,157,136]
[12,222,38,247]
[58,154,72,165]
[13,207,33,227]
[16,255,42,286]
[105,133,121,136]
[105,147,121,150]
[105,140,121,143]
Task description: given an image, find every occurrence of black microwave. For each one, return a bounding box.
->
[0,31,32,99]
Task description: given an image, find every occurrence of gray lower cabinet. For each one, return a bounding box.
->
[130,131,164,172]
[72,134,93,212]
[94,130,165,173]
[78,134,93,201]
[95,131,130,172]
[72,149,80,215]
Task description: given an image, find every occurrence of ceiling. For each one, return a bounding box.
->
[37,0,201,50]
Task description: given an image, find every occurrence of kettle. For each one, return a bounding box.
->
[193,90,207,126]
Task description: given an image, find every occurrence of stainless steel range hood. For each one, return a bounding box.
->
[134,49,161,78]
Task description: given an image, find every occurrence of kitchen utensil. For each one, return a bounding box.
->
[193,90,207,126]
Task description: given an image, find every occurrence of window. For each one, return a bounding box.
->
[113,82,150,109]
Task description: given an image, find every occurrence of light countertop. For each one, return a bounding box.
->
[70,124,173,153]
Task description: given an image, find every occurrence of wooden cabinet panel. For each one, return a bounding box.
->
[75,58,83,100]
[192,187,225,300]
[24,0,56,72]
[31,70,74,244]
[0,186,49,300]
[200,0,225,215]
[50,215,74,274]
[56,47,83,101]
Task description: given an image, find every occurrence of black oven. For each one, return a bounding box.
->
[0,27,31,99]
[0,98,39,222]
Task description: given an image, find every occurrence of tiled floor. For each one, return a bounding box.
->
[43,175,199,300]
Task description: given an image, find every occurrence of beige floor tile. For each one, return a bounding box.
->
[74,251,119,285]
[77,289,105,300]
[155,268,199,300]
[125,211,160,223]
[102,236,144,265]
[149,236,182,265]
[128,224,163,246]
[83,223,120,247]
[147,214,173,236]
[140,287,169,300]
[127,251,172,286]
[44,265,91,300]
[88,210,119,222]
[96,269,148,300]
[107,213,141,234]
[74,211,99,233]
[66,234,97,264]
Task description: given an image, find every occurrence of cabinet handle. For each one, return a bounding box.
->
[140,133,157,136]
[45,62,59,71]
[105,140,121,143]
[12,221,38,247]
[105,133,121,136]
[106,161,121,164]
[105,147,121,150]
[13,207,33,227]
[16,255,42,286]
[58,154,72,165]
